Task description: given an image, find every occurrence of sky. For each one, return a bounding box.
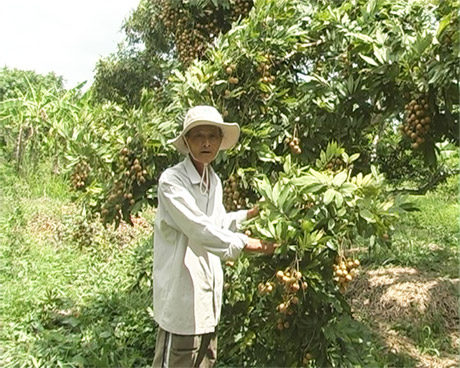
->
[0,0,141,90]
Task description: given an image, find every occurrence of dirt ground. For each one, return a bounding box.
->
[347,266,459,368]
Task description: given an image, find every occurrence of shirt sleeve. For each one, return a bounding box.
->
[221,210,248,232]
[158,174,248,260]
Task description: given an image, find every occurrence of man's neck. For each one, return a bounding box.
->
[190,156,205,176]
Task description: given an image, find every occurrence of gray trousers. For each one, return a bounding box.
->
[153,327,217,368]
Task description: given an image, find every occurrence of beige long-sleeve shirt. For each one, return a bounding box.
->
[153,155,248,335]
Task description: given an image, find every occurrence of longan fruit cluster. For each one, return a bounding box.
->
[276,269,306,294]
[288,137,302,155]
[275,294,300,315]
[102,180,126,217]
[333,257,360,292]
[275,294,300,330]
[276,317,291,331]
[257,56,276,84]
[274,269,307,325]
[157,0,253,65]
[399,97,431,150]
[302,353,314,365]
[325,157,344,171]
[223,174,247,211]
[257,281,275,295]
[157,1,217,65]
[100,150,149,221]
[227,70,239,85]
[223,63,239,100]
[230,0,253,22]
[71,161,90,190]
[120,148,147,185]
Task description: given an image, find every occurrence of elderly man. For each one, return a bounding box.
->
[152,105,275,367]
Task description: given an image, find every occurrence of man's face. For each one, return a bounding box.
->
[185,125,223,165]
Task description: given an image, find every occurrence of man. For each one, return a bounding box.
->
[153,105,275,367]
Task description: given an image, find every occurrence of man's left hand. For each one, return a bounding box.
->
[244,237,278,255]
[247,206,259,220]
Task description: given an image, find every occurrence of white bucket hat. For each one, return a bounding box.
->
[169,105,240,155]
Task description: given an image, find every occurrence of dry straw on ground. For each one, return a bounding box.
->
[347,266,459,368]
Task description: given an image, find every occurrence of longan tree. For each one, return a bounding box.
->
[56,0,459,365]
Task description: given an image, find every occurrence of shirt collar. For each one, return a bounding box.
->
[183,155,217,187]
[184,155,201,184]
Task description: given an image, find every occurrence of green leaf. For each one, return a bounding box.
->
[359,54,379,66]
[301,220,314,232]
[337,207,346,217]
[341,182,357,194]
[347,31,374,43]
[437,14,452,38]
[349,153,360,162]
[71,355,86,367]
[255,143,279,162]
[309,169,328,183]
[370,235,376,247]
[332,171,347,187]
[283,155,292,174]
[100,330,112,338]
[255,177,273,202]
[412,32,433,54]
[276,221,285,240]
[359,209,375,223]
[373,45,388,64]
[323,188,335,205]
[278,184,292,211]
[254,222,273,239]
[272,181,281,205]
[268,221,276,239]
[292,173,323,189]
[334,192,344,208]
[63,316,80,328]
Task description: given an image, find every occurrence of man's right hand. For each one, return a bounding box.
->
[244,237,278,255]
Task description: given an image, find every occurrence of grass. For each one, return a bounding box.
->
[350,174,459,367]
[362,174,459,276]
[0,163,156,368]
[1,162,458,367]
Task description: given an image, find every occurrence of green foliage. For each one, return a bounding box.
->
[1,151,457,367]
[0,75,85,171]
[154,0,458,182]
[0,167,155,368]
[91,0,175,106]
[3,0,459,224]
[1,0,459,366]
[359,174,459,277]
[375,134,459,189]
[219,144,408,366]
[0,67,64,100]
[92,48,174,106]
[60,90,180,226]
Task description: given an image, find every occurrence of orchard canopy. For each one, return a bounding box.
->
[0,0,458,366]
[90,0,458,224]
[1,0,457,225]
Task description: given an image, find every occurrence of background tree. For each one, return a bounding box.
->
[84,0,458,365]
[1,0,458,366]
[0,67,64,100]
[92,0,458,180]
[0,67,79,172]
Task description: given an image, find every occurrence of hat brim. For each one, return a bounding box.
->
[169,120,240,155]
